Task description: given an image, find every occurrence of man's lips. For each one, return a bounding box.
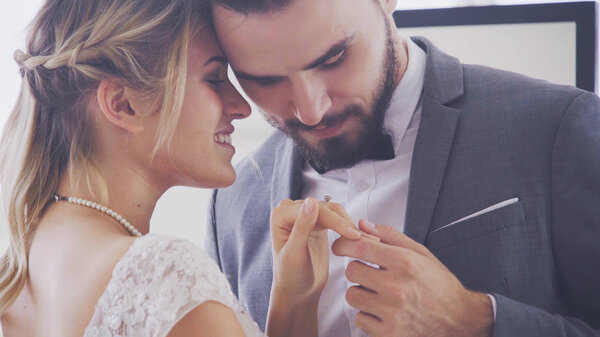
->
[303,115,351,139]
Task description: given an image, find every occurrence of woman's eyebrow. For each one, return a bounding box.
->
[204,56,228,66]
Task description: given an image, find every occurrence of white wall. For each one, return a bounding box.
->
[398,0,597,9]
[0,0,46,260]
[399,22,577,87]
[0,0,597,255]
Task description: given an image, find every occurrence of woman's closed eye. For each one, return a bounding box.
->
[205,78,227,88]
[204,67,228,88]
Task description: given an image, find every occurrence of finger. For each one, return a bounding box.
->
[345,285,383,318]
[359,220,430,256]
[277,198,297,207]
[332,236,398,269]
[322,202,355,225]
[271,201,303,229]
[354,311,382,337]
[345,260,384,289]
[285,198,320,253]
[322,203,379,241]
[270,203,303,252]
[270,200,312,233]
[317,204,361,240]
[359,230,381,242]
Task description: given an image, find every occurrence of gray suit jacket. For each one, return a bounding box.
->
[206,37,600,336]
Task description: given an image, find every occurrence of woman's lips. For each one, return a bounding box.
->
[214,124,235,151]
[214,132,235,153]
[213,133,232,145]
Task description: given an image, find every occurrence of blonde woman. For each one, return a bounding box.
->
[0,0,361,336]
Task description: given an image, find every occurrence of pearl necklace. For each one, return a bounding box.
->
[53,195,142,237]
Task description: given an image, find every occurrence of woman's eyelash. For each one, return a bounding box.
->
[206,79,226,87]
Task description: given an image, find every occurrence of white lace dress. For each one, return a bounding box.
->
[83,235,265,337]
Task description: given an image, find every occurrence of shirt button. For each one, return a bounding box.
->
[355,181,370,192]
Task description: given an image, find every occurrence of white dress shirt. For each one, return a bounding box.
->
[301,37,426,337]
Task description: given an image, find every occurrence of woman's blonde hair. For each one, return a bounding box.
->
[0,0,208,313]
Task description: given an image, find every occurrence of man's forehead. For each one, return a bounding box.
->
[212,0,359,74]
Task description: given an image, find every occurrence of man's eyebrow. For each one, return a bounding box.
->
[233,34,355,82]
[302,35,355,71]
[204,56,228,66]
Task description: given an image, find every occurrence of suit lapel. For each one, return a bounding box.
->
[270,136,304,209]
[404,37,464,244]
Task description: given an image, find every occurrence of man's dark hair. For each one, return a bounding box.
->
[210,0,294,14]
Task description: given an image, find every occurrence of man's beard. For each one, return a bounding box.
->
[264,19,399,172]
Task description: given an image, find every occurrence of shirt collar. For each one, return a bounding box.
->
[383,37,427,153]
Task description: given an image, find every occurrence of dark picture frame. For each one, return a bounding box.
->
[394,1,598,93]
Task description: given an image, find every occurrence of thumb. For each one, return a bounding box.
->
[285,198,320,253]
[358,219,429,256]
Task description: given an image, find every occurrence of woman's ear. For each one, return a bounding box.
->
[96,80,144,134]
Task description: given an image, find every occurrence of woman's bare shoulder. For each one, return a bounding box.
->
[23,216,138,336]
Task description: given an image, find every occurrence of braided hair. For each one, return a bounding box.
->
[0,0,209,313]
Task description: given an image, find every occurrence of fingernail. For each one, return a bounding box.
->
[302,198,316,214]
[362,220,376,230]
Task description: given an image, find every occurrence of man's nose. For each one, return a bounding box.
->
[290,74,332,126]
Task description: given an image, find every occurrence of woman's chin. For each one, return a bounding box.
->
[194,166,237,189]
[214,171,236,188]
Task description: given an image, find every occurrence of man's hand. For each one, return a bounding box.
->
[332,220,494,337]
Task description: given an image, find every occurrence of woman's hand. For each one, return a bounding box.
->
[269,198,361,304]
[266,198,362,337]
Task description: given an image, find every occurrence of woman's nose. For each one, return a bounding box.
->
[223,82,251,120]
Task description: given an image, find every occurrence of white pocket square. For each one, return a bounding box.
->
[432,198,519,234]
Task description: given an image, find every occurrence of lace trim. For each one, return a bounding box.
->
[84,235,264,337]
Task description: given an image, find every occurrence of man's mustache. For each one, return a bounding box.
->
[286,105,363,132]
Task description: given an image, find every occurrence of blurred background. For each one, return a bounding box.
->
[0,0,597,265]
